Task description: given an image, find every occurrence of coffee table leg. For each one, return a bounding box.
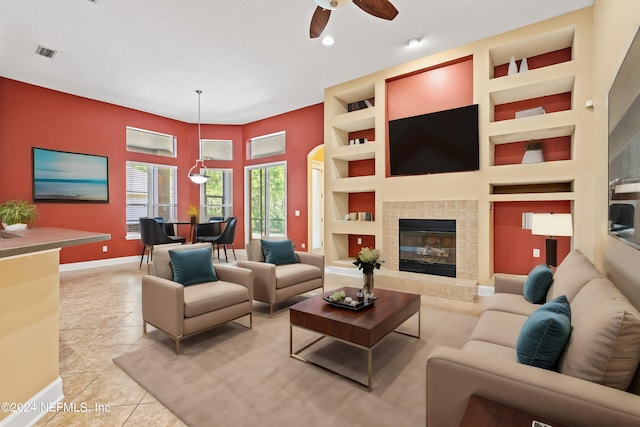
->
[367,349,372,391]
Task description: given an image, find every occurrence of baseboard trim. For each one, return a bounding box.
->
[0,377,63,427]
[60,255,139,272]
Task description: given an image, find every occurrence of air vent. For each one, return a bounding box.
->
[35,45,57,59]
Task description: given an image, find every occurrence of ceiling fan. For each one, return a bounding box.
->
[310,0,399,38]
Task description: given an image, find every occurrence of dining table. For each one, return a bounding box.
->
[166,219,226,243]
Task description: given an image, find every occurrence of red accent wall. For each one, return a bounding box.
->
[242,104,324,250]
[348,235,376,258]
[494,136,572,165]
[494,92,572,122]
[493,201,572,274]
[386,56,474,121]
[493,47,572,78]
[0,77,322,263]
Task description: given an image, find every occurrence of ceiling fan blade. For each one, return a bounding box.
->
[310,6,331,38]
[353,0,398,20]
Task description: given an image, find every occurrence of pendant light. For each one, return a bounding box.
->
[188,90,209,184]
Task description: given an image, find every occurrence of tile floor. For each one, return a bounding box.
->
[34,252,486,426]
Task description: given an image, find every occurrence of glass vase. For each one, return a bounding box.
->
[363,269,374,294]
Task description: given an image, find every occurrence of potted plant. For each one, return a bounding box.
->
[0,200,37,231]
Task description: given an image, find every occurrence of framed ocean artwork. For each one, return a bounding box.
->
[32,147,109,203]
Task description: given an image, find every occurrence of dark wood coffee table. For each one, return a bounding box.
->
[289,287,421,391]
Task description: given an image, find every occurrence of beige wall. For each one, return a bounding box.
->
[593,0,640,306]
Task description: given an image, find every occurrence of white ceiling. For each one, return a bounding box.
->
[0,0,594,125]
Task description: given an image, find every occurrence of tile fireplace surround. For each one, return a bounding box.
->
[380,200,479,302]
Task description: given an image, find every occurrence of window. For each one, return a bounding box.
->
[247,131,285,159]
[126,127,176,158]
[126,161,177,237]
[201,139,233,161]
[246,162,286,239]
[200,169,233,219]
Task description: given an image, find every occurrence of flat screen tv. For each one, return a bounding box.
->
[388,104,479,176]
[32,147,109,203]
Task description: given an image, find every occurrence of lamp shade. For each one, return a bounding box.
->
[531,213,573,237]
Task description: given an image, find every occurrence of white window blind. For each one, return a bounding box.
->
[126,161,177,236]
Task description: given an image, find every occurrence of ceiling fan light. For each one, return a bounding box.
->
[313,0,350,10]
[322,35,335,46]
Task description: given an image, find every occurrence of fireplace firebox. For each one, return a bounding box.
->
[399,219,456,277]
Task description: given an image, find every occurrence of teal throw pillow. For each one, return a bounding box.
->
[523,264,554,304]
[516,295,571,369]
[169,246,217,286]
[261,239,298,265]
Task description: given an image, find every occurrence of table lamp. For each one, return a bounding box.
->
[531,213,573,267]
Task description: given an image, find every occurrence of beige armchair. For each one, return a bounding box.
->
[142,243,253,353]
[237,239,324,316]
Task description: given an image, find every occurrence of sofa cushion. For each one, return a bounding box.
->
[546,249,602,302]
[516,295,572,369]
[169,246,217,286]
[261,239,298,265]
[275,263,322,289]
[463,340,518,363]
[559,278,640,390]
[468,310,528,349]
[523,264,554,304]
[183,281,250,318]
[486,293,541,317]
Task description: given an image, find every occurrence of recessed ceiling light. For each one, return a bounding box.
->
[322,35,335,46]
[407,37,421,48]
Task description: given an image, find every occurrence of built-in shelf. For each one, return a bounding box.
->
[489,25,575,78]
[332,143,376,161]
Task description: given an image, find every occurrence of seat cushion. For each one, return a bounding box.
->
[546,249,602,302]
[169,246,217,286]
[463,340,518,363]
[275,263,322,289]
[523,264,554,304]
[516,295,572,369]
[559,278,640,390]
[261,239,297,265]
[183,281,250,318]
[468,310,528,349]
[486,293,540,317]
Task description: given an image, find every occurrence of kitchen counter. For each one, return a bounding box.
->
[0,227,110,258]
[0,227,110,425]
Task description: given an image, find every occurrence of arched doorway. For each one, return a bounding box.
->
[307,145,324,254]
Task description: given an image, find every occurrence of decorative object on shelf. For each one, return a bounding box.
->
[186,205,198,224]
[515,106,546,119]
[353,247,381,293]
[522,141,544,164]
[188,90,210,184]
[519,57,529,73]
[508,56,518,75]
[531,213,573,267]
[0,200,37,231]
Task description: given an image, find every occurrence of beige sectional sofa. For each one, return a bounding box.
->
[426,249,640,426]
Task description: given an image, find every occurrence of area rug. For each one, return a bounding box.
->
[113,305,478,427]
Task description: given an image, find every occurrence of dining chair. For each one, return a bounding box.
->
[153,216,176,236]
[139,217,186,269]
[199,217,237,262]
